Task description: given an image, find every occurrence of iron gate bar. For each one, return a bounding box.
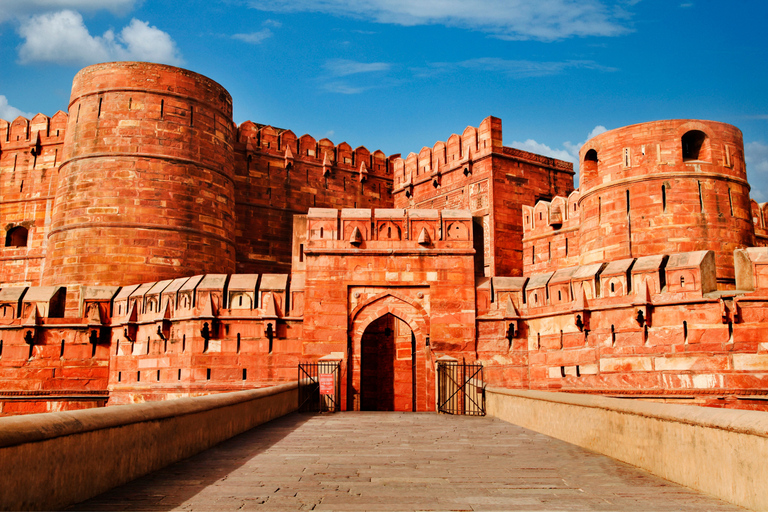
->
[437,361,485,416]
[298,361,341,413]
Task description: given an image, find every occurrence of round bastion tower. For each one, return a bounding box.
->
[577,120,753,287]
[42,62,237,286]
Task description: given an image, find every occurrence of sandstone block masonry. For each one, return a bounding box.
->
[2,61,768,415]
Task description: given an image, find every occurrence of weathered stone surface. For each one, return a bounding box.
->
[72,413,741,512]
[2,63,768,415]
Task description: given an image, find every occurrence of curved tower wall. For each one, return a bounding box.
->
[577,120,752,285]
[42,62,236,286]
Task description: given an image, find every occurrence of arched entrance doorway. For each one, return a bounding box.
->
[348,292,434,412]
[360,313,416,411]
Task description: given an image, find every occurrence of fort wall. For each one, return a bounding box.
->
[4,63,768,416]
[232,122,394,274]
[0,113,67,287]
[577,120,753,286]
[42,62,238,287]
[392,116,574,277]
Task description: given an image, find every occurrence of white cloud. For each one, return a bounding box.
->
[233,29,274,44]
[513,125,609,187]
[322,81,368,94]
[0,0,135,22]
[414,58,616,79]
[746,141,768,202]
[324,59,391,76]
[17,10,182,66]
[511,139,575,162]
[0,96,33,122]
[586,125,608,139]
[247,0,634,41]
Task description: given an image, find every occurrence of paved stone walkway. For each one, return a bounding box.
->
[72,412,743,511]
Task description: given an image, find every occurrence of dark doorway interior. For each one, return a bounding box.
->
[473,217,485,276]
[360,313,415,411]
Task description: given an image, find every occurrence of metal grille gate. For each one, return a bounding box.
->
[437,361,485,416]
[298,361,341,412]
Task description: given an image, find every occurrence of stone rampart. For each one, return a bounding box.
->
[0,382,298,511]
[578,120,753,285]
[486,387,768,511]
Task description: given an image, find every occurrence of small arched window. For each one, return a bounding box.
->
[5,226,28,247]
[682,130,709,161]
[581,149,599,185]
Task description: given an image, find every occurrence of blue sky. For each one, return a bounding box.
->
[1,1,767,198]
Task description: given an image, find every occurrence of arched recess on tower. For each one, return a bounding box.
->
[349,293,433,412]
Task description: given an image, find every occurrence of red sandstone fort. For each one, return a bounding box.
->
[3,61,768,415]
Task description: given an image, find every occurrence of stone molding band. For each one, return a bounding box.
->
[47,222,235,246]
[69,87,233,120]
[304,248,476,256]
[579,171,750,203]
[58,152,235,185]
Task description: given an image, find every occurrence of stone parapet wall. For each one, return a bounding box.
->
[0,383,298,511]
[486,387,768,511]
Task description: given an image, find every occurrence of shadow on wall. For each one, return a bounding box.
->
[68,413,313,511]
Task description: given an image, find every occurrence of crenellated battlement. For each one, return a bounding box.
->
[390,119,502,193]
[0,111,68,149]
[6,62,768,416]
[480,250,719,319]
[236,121,392,179]
[304,207,473,249]
[388,116,573,277]
[522,191,582,275]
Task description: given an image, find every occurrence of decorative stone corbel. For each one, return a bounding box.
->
[155,300,172,341]
[462,147,473,176]
[359,161,368,182]
[417,227,431,246]
[571,285,590,332]
[504,297,520,349]
[721,298,741,324]
[350,226,363,246]
[262,291,280,342]
[22,304,40,345]
[403,173,413,198]
[284,145,294,171]
[632,280,653,327]
[123,301,138,342]
[431,159,441,188]
[30,131,42,156]
[322,152,331,177]
[86,303,108,346]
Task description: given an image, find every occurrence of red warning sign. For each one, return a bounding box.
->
[319,373,334,395]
